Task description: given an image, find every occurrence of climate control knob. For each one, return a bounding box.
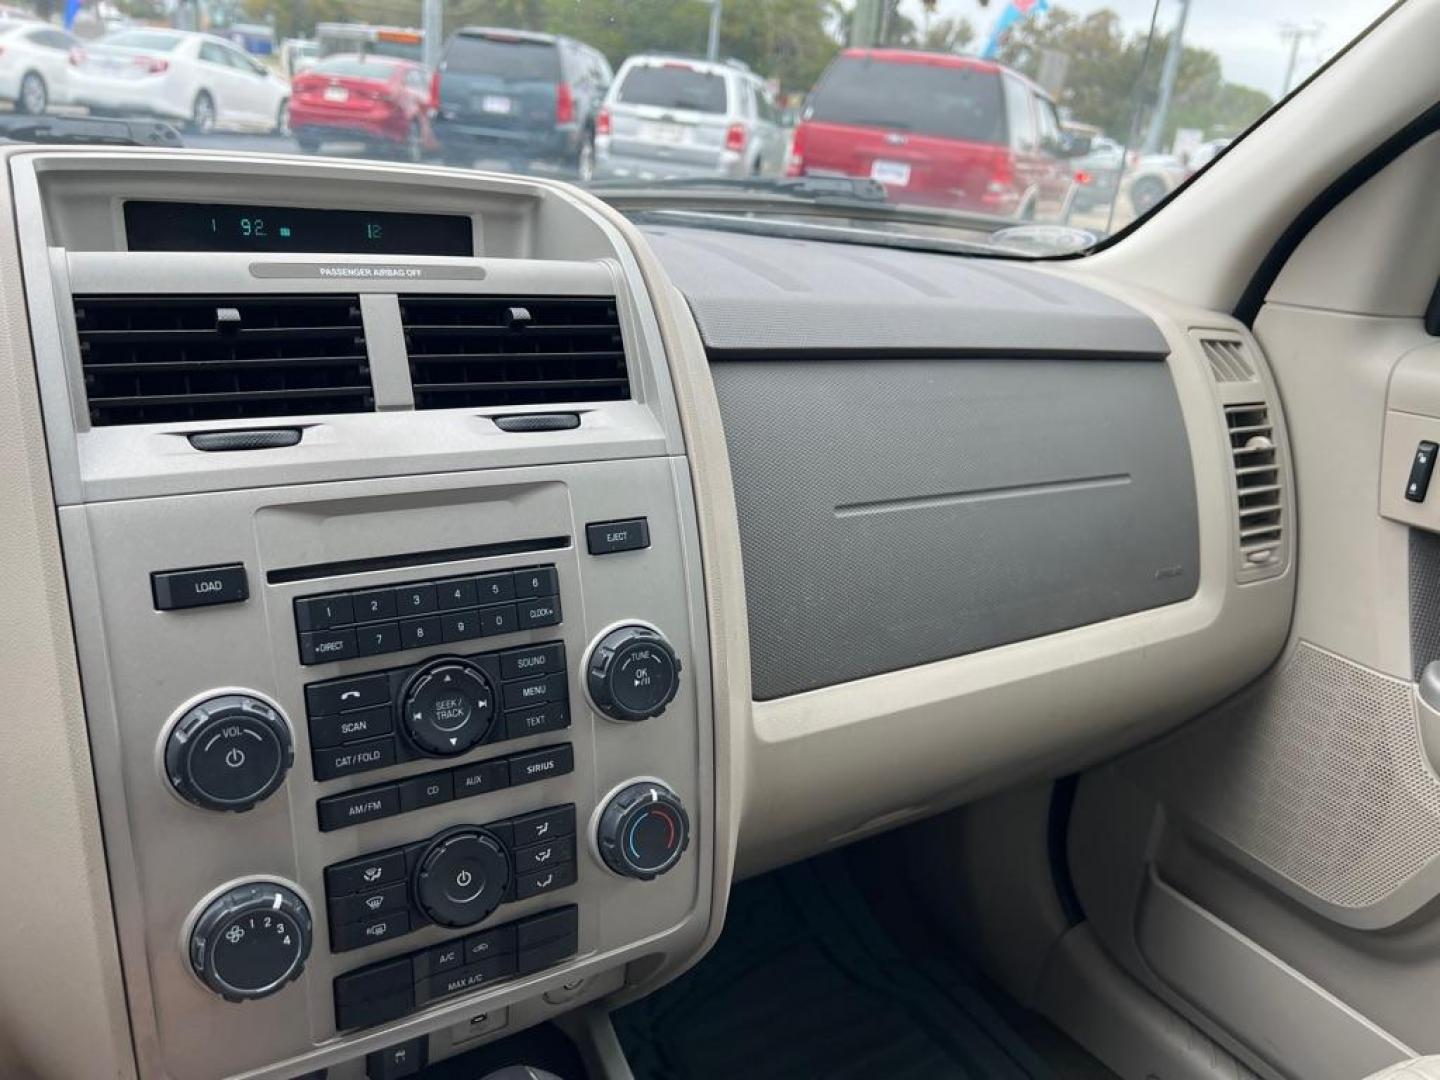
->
[398,658,497,757]
[188,881,312,1002]
[596,782,690,880]
[586,625,681,723]
[412,827,512,928]
[164,694,294,812]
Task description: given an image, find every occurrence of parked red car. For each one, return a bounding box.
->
[788,50,1083,220]
[291,53,437,161]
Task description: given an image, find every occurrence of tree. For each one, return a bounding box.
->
[996,3,1273,147]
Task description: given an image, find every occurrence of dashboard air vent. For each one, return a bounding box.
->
[74,295,371,426]
[401,295,629,410]
[1226,402,1284,570]
[1198,335,1257,383]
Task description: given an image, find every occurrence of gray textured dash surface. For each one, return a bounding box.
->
[642,224,1169,356]
[711,358,1200,699]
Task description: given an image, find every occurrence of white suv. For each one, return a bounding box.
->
[593,55,787,181]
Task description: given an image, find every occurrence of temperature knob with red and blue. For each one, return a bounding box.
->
[597,782,690,880]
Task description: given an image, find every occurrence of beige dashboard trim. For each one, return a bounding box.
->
[0,153,136,1077]
[535,187,752,985]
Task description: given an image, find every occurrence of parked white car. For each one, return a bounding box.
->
[72,29,290,134]
[0,20,80,114]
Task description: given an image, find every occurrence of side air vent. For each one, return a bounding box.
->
[401,295,629,410]
[74,295,371,426]
[1226,402,1284,571]
[1199,335,1257,383]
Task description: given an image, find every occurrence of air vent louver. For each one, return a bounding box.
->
[1226,402,1284,570]
[1199,335,1257,383]
[401,295,629,410]
[74,295,371,426]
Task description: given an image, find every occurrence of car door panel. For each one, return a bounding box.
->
[1070,131,1440,1077]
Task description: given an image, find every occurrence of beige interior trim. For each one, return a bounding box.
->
[0,166,135,1076]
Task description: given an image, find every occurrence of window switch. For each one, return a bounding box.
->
[1407,440,1438,503]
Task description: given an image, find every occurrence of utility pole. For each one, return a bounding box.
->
[706,0,722,61]
[422,0,442,69]
[850,0,882,47]
[1278,21,1322,97]
[1143,0,1191,154]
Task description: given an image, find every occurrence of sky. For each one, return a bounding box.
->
[897,0,1395,97]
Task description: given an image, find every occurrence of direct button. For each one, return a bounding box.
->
[300,629,358,666]
[399,660,496,757]
[152,564,249,611]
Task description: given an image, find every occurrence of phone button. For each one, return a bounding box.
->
[306,673,391,716]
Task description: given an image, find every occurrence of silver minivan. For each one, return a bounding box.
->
[593,55,786,181]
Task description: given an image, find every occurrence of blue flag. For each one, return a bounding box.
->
[982,0,1050,59]
[63,0,81,30]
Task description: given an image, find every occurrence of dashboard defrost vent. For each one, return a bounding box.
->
[1226,403,1284,571]
[1199,335,1256,383]
[401,295,629,409]
[73,295,371,426]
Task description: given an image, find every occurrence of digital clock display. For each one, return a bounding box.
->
[123,201,474,256]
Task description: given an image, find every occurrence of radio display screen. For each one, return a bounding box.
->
[123,201,474,256]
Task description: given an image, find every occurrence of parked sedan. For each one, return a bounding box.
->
[72,29,290,134]
[0,20,79,114]
[291,54,436,161]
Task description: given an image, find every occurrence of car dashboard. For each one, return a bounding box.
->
[0,147,1296,1079]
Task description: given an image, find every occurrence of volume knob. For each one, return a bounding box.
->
[165,694,294,812]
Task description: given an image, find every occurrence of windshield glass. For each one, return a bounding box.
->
[22,0,1395,258]
[617,64,728,113]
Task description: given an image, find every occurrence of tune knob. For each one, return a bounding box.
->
[586,626,681,722]
[596,782,690,880]
[398,658,497,757]
[188,881,312,1002]
[412,827,512,928]
[165,694,294,812]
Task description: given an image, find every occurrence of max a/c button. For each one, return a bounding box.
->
[151,564,248,610]
[586,518,650,555]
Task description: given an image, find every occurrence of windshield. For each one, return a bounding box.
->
[23,0,1395,258]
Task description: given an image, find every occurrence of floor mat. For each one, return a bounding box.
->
[613,855,1062,1079]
